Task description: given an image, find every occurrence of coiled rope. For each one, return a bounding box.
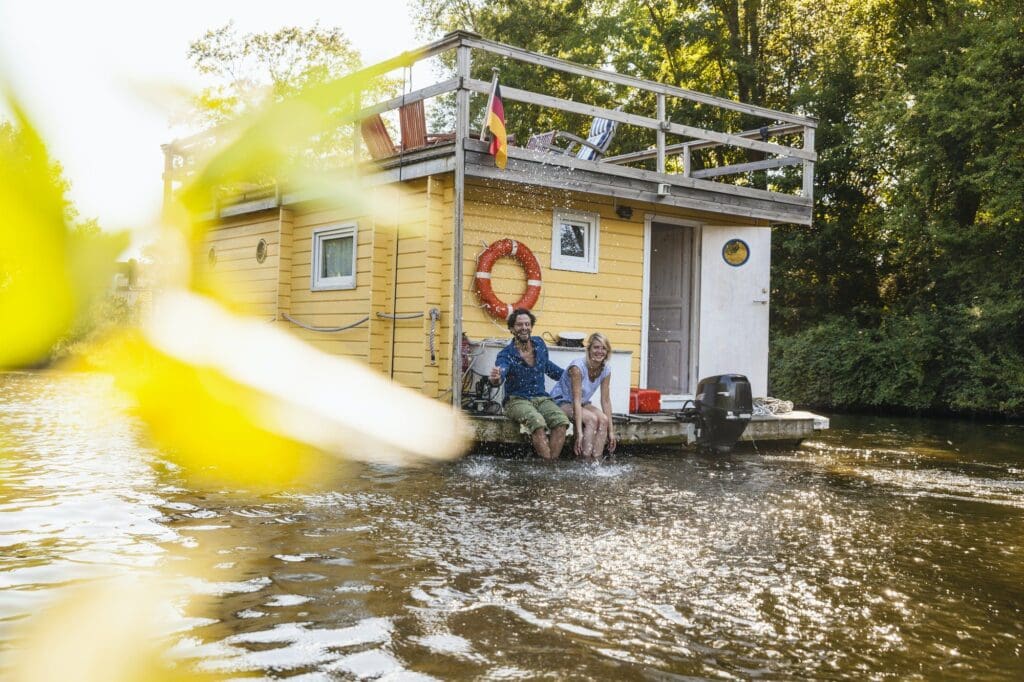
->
[753,397,794,416]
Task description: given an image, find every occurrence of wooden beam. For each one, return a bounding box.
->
[464,79,816,162]
[691,157,803,179]
[460,36,817,128]
[464,153,812,225]
[451,45,470,409]
[483,140,811,208]
[354,78,460,120]
[603,122,810,165]
[656,93,666,174]
[802,126,816,200]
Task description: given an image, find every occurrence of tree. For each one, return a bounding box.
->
[188,22,364,127]
[1,115,127,367]
[416,0,891,319]
[184,22,397,168]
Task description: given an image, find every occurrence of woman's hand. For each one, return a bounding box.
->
[608,429,617,453]
[574,424,584,456]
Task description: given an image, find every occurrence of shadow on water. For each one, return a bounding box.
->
[1,373,1022,678]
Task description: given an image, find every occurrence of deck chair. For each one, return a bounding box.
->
[399,100,456,151]
[360,115,398,160]
[526,107,620,161]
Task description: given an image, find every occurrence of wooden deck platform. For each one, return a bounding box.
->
[470,410,829,452]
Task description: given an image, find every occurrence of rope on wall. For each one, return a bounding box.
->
[427,307,441,363]
[376,311,425,320]
[282,313,370,333]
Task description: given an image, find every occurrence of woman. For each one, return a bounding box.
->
[549,332,617,459]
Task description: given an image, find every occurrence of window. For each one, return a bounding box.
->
[311,224,357,290]
[551,210,599,273]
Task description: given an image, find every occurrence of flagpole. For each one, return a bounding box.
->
[480,68,499,142]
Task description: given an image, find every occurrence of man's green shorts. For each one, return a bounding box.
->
[504,396,571,433]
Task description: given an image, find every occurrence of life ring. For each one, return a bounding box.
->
[474,238,542,319]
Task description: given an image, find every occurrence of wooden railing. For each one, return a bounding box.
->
[163,30,817,207]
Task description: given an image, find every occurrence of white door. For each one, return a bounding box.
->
[697,226,771,397]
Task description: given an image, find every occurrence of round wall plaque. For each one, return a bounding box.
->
[722,238,749,267]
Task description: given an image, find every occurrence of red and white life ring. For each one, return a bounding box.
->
[474,238,543,319]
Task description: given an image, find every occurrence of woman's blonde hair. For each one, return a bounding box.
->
[586,332,612,369]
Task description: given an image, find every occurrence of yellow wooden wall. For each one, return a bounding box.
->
[199,182,453,397]
[200,172,737,398]
[199,211,280,320]
[286,205,373,361]
[459,179,646,386]
[368,181,436,388]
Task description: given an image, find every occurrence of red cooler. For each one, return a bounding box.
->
[629,388,661,414]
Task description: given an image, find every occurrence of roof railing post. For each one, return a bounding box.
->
[351,90,361,175]
[451,41,471,408]
[161,143,174,215]
[802,125,815,200]
[656,94,666,175]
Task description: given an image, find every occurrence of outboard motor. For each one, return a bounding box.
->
[694,374,753,454]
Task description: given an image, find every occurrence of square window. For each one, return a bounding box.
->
[311,224,357,290]
[551,210,599,273]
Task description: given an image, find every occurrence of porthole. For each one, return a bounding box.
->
[256,238,268,263]
[208,247,217,266]
[722,238,749,267]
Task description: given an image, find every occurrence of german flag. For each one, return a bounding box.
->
[486,83,508,169]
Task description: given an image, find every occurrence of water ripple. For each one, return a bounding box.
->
[2,375,1023,678]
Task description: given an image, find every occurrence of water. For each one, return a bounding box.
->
[1,372,1022,679]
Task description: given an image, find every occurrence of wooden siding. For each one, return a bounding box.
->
[200,181,457,398]
[458,179,643,385]
[424,176,451,399]
[369,180,435,390]
[289,205,374,361]
[199,211,280,320]
[458,177,748,387]
[276,208,294,318]
[199,169,772,404]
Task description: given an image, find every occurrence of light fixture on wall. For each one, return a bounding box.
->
[615,204,633,219]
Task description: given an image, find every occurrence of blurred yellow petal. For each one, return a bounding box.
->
[0,97,75,367]
[105,291,470,488]
[0,93,128,368]
[8,578,204,682]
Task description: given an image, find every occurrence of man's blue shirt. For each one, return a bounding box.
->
[495,336,564,401]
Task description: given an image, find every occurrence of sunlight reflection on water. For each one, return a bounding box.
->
[1,372,1022,678]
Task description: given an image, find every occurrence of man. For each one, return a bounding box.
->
[490,308,569,459]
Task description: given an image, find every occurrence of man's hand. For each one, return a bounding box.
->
[489,367,502,385]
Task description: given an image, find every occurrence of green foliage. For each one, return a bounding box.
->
[188,21,364,127]
[417,0,1024,416]
[49,290,136,362]
[185,22,398,170]
[0,105,127,369]
[771,306,1024,417]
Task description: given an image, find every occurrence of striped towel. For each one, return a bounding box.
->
[576,114,619,161]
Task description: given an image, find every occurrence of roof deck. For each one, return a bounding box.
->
[164,31,816,226]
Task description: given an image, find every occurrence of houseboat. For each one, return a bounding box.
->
[163,31,828,450]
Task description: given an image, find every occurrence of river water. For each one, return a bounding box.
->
[1,372,1022,679]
